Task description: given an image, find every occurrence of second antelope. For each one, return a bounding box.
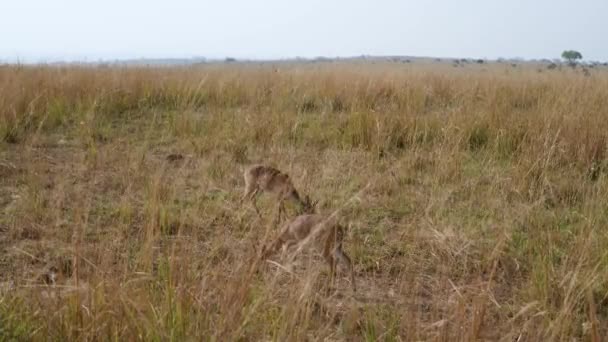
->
[261,214,356,292]
[242,164,314,223]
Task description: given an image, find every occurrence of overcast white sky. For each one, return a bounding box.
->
[1,0,607,62]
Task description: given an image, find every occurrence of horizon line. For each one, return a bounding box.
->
[1,53,599,66]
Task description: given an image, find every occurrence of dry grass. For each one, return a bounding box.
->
[1,61,608,341]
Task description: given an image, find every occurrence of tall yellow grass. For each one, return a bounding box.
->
[0,62,607,340]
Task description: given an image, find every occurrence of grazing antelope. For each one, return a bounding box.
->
[242,165,314,223]
[261,214,356,292]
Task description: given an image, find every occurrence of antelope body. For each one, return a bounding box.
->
[242,165,312,223]
[262,214,356,292]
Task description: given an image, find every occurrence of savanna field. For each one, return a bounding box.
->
[1,61,608,341]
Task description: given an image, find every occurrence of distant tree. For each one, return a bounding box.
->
[476,59,484,64]
[561,50,582,66]
[225,57,236,63]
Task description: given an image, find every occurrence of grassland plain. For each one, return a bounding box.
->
[0,61,608,341]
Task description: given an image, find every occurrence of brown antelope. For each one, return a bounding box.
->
[261,214,356,292]
[242,164,314,223]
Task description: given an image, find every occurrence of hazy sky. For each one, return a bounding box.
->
[2,0,607,62]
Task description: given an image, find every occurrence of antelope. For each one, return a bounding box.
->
[242,164,314,223]
[261,214,356,292]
